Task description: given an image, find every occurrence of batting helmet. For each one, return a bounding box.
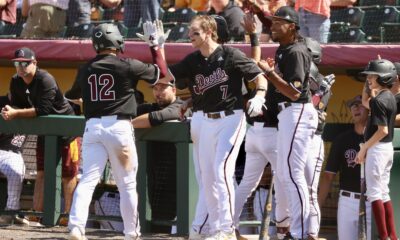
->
[270,6,299,29]
[360,59,397,87]
[92,23,125,53]
[211,15,230,44]
[394,62,400,76]
[304,37,322,65]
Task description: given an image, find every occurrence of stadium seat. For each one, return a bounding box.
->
[162,8,197,23]
[330,7,365,27]
[358,0,399,6]
[0,22,24,38]
[380,22,400,42]
[63,24,94,38]
[362,6,400,42]
[328,27,366,43]
[168,23,190,42]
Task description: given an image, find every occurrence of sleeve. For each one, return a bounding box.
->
[283,50,310,93]
[129,59,160,85]
[231,48,263,82]
[370,98,388,126]
[148,100,182,126]
[35,74,58,116]
[65,68,83,99]
[136,103,154,116]
[9,77,30,108]
[325,136,342,174]
[168,55,192,90]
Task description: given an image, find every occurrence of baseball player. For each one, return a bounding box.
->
[319,95,372,240]
[234,12,285,240]
[65,23,166,240]
[143,15,269,239]
[0,94,28,225]
[258,6,318,239]
[1,47,79,222]
[357,59,398,240]
[390,62,400,126]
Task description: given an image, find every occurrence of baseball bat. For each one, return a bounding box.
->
[358,162,367,240]
[259,176,274,240]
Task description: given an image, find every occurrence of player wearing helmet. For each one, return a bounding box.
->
[65,23,167,240]
[357,59,398,240]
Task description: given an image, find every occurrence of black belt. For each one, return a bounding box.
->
[341,191,361,199]
[204,110,234,119]
[250,121,278,128]
[91,115,132,120]
[277,102,292,112]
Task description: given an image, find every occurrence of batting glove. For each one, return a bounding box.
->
[136,21,159,47]
[155,20,171,49]
[247,95,266,117]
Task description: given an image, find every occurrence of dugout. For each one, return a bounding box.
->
[0,40,400,237]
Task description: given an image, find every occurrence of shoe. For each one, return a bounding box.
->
[69,227,87,240]
[189,230,208,240]
[13,214,29,226]
[204,231,236,240]
[58,216,68,226]
[235,229,248,240]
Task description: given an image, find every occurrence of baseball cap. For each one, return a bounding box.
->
[12,47,36,62]
[394,62,400,76]
[151,80,175,88]
[346,95,362,108]
[268,6,300,29]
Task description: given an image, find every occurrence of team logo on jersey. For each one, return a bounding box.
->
[345,148,358,168]
[193,68,229,95]
[218,56,224,61]
[293,81,302,88]
[11,135,26,148]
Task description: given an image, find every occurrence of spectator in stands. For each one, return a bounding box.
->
[330,0,357,9]
[67,0,91,27]
[133,81,184,232]
[20,0,69,38]
[295,0,331,43]
[0,0,17,25]
[124,0,161,28]
[208,0,245,41]
[0,93,29,226]
[318,95,372,240]
[174,0,210,12]
[1,47,79,225]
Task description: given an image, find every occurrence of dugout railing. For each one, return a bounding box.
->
[0,116,399,237]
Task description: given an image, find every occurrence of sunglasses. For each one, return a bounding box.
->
[13,61,32,68]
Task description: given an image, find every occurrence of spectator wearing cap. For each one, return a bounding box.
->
[132,81,184,232]
[208,0,246,41]
[1,47,79,224]
[391,62,400,126]
[0,0,17,25]
[318,95,372,240]
[295,0,330,43]
[20,0,69,38]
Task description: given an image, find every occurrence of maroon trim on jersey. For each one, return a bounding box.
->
[199,214,209,234]
[309,138,324,236]
[150,47,168,78]
[286,104,306,239]
[223,115,246,228]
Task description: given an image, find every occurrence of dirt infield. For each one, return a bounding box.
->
[0,225,187,240]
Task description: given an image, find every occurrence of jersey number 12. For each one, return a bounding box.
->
[88,74,116,101]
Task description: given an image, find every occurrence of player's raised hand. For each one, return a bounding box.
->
[136,21,159,47]
[247,95,265,117]
[241,12,257,34]
[155,20,171,49]
[355,143,367,164]
[258,58,275,74]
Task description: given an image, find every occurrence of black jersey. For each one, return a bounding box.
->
[395,93,400,114]
[364,90,396,142]
[0,134,26,153]
[65,54,159,119]
[325,129,364,193]
[10,69,74,116]
[274,41,312,104]
[169,45,263,113]
[246,82,279,127]
[136,98,184,126]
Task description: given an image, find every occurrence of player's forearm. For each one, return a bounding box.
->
[364,126,388,149]
[131,114,152,128]
[318,172,335,206]
[150,47,168,78]
[266,71,300,101]
[254,75,268,97]
[15,108,37,118]
[249,33,261,62]
[362,82,371,109]
[395,114,400,127]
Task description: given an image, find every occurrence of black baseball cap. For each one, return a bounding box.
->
[269,6,300,29]
[12,47,36,62]
[394,62,400,76]
[346,95,362,108]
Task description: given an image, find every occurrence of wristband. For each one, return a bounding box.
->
[265,69,274,77]
[249,33,259,47]
[256,88,266,92]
